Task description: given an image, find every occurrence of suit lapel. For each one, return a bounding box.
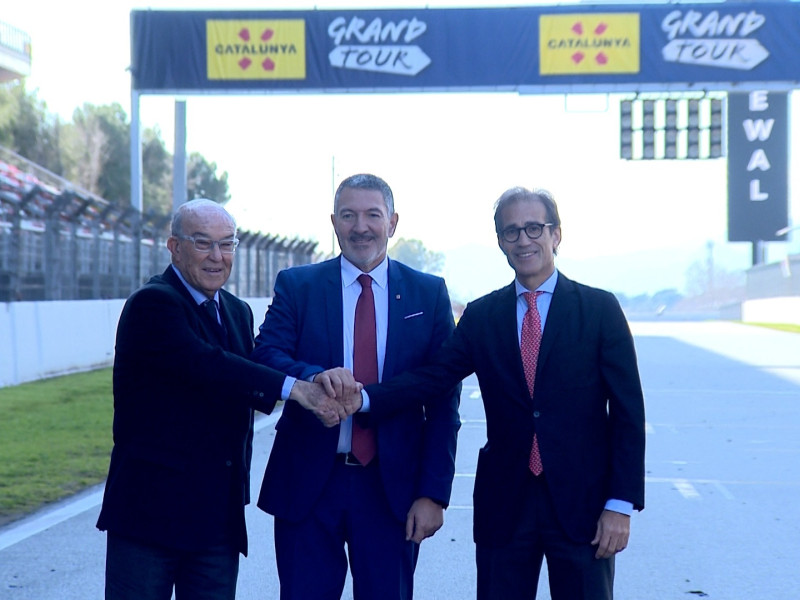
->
[324,257,345,366]
[163,266,229,350]
[491,283,534,411]
[537,273,575,375]
[382,259,404,379]
[216,294,237,352]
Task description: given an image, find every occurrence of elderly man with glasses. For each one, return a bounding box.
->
[97,198,344,600]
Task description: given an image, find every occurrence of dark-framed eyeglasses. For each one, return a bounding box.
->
[179,235,239,254]
[499,223,553,243]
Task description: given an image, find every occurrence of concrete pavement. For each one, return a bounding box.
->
[2,320,799,599]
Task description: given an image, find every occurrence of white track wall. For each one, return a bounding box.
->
[0,298,271,388]
[0,296,795,389]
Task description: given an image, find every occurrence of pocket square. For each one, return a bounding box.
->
[404,311,424,320]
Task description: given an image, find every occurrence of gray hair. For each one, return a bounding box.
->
[171,199,236,236]
[493,187,561,234]
[333,173,395,215]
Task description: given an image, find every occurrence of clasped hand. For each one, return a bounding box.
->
[289,368,363,427]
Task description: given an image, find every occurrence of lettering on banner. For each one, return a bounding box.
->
[660,9,769,71]
[742,91,773,202]
[327,16,431,76]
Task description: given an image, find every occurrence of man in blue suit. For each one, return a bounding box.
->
[252,174,461,600]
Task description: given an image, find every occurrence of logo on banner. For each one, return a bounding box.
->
[661,10,769,70]
[206,20,306,80]
[539,13,640,75]
[327,16,430,76]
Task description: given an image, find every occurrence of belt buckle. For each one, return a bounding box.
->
[343,452,362,466]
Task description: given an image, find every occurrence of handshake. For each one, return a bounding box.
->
[288,367,365,427]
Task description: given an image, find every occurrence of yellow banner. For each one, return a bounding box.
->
[539,13,639,75]
[207,20,306,80]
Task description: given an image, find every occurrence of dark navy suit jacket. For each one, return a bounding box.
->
[368,273,646,546]
[252,256,461,524]
[96,266,286,555]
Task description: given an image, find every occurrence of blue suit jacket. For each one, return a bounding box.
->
[252,256,461,524]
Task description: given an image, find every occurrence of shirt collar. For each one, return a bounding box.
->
[340,255,389,290]
[515,269,558,297]
[171,264,220,306]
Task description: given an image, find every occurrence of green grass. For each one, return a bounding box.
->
[744,322,800,334]
[0,368,113,525]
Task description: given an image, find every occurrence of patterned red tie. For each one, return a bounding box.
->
[521,291,544,475]
[351,274,378,465]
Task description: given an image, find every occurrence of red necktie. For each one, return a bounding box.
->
[351,274,378,465]
[521,291,544,476]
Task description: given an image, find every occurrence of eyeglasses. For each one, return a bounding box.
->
[179,235,239,254]
[499,223,553,243]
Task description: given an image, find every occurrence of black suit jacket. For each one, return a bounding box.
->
[96,266,286,555]
[367,273,645,546]
[252,257,461,524]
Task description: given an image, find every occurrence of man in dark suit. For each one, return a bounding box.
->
[96,199,342,600]
[364,187,646,600]
[251,174,461,599]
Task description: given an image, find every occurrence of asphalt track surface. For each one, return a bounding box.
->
[1,320,799,599]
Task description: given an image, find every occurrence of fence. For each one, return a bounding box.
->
[0,146,320,301]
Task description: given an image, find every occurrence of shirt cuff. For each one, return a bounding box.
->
[604,499,633,516]
[360,389,370,412]
[281,376,297,401]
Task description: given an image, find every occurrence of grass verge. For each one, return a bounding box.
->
[0,368,113,527]
[744,322,800,334]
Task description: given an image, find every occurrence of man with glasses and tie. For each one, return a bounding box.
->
[97,199,343,600]
[363,187,646,600]
[251,174,461,599]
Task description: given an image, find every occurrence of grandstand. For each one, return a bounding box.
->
[0,146,319,302]
[0,19,30,82]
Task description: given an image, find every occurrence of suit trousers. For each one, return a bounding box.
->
[104,532,239,600]
[476,474,614,600]
[274,457,419,600]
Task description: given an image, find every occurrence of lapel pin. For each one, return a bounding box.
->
[396,294,401,300]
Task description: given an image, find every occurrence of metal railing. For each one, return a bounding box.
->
[0,147,320,301]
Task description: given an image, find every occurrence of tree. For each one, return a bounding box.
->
[0,81,63,173]
[187,152,229,204]
[63,103,130,203]
[0,86,228,216]
[141,126,172,215]
[388,238,445,274]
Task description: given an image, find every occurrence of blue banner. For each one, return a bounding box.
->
[130,3,800,93]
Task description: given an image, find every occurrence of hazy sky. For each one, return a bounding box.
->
[4,0,798,300]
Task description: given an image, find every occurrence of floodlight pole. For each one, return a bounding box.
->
[130,89,143,286]
[130,90,143,213]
